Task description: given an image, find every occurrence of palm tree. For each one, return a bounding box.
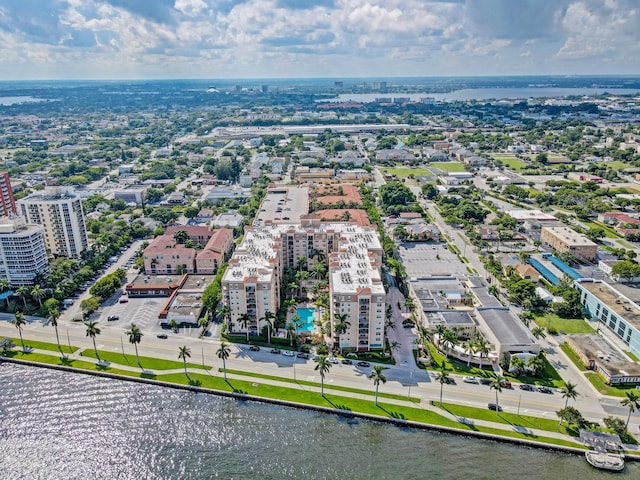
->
[85,320,101,360]
[286,322,297,346]
[287,281,299,299]
[435,324,447,348]
[178,345,191,377]
[46,308,63,356]
[490,376,504,416]
[125,323,143,365]
[295,270,309,296]
[475,337,490,369]
[30,284,46,307]
[436,366,451,404]
[217,341,231,381]
[464,339,476,367]
[333,313,350,354]
[314,355,332,397]
[13,311,26,349]
[532,326,546,339]
[0,279,10,308]
[296,255,307,272]
[527,355,545,377]
[239,313,251,342]
[558,382,580,429]
[260,311,276,344]
[15,285,29,307]
[311,261,327,280]
[510,356,525,377]
[441,328,458,357]
[621,391,640,429]
[388,340,401,358]
[169,319,178,333]
[369,365,387,406]
[173,229,188,244]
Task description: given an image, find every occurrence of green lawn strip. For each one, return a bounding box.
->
[560,343,588,371]
[585,373,639,398]
[434,401,570,435]
[580,220,620,239]
[427,344,494,376]
[503,358,565,389]
[4,350,113,370]
[221,368,420,403]
[81,349,211,371]
[429,162,466,172]
[223,334,297,350]
[1,336,78,354]
[532,313,595,335]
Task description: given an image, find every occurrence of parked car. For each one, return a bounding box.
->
[118,296,129,303]
[519,384,535,391]
[356,361,371,367]
[463,376,478,384]
[537,386,553,394]
[488,403,503,412]
[282,350,295,357]
[270,348,282,354]
[249,345,260,352]
[156,333,168,339]
[107,315,119,321]
[341,359,353,365]
[297,353,310,359]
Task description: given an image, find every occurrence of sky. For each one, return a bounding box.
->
[0,0,638,80]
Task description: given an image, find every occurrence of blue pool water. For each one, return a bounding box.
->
[296,307,316,332]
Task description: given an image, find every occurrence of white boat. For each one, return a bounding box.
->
[585,450,625,472]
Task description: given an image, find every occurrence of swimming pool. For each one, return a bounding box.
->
[296,307,316,332]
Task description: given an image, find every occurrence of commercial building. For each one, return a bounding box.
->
[576,279,640,358]
[566,334,640,385]
[0,217,48,286]
[0,172,17,216]
[540,226,598,262]
[18,188,89,258]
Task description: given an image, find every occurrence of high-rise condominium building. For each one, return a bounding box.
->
[18,188,89,258]
[0,172,17,216]
[0,217,48,286]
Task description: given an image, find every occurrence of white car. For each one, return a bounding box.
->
[463,376,478,384]
[327,357,339,364]
[282,350,295,357]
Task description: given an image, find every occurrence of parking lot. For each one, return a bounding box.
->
[398,242,469,278]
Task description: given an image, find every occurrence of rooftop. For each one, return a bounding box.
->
[542,226,597,247]
[577,279,640,330]
[254,185,309,226]
[476,307,538,347]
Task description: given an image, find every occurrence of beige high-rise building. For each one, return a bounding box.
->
[18,188,89,259]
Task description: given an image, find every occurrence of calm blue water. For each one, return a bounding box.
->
[296,307,315,332]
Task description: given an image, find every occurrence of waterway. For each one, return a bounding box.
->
[0,363,637,479]
[0,96,47,106]
[321,87,640,103]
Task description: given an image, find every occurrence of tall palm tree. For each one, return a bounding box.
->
[621,391,640,429]
[296,255,307,272]
[475,337,490,369]
[0,279,10,308]
[239,313,251,342]
[286,322,296,347]
[532,326,546,339]
[30,284,46,307]
[560,382,580,410]
[260,311,276,344]
[46,308,63,356]
[314,355,332,397]
[436,366,451,404]
[85,320,101,360]
[441,329,458,357]
[435,324,446,347]
[295,270,309,297]
[217,341,231,381]
[178,345,191,377]
[464,339,476,367]
[388,340,401,358]
[13,311,26,349]
[311,261,327,280]
[489,376,504,416]
[369,365,387,406]
[125,323,143,366]
[16,285,29,307]
[333,313,350,354]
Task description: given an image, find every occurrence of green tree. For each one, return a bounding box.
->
[46,308,63,356]
[489,376,504,416]
[510,356,525,377]
[333,313,350,354]
[314,355,332,397]
[260,311,276,344]
[532,326,546,339]
[441,328,458,357]
[173,229,189,244]
[0,279,10,308]
[556,406,585,429]
[84,320,101,360]
[558,382,581,429]
[239,313,252,342]
[15,285,29,308]
[125,323,143,365]
[436,366,451,404]
[178,345,191,377]
[475,336,490,369]
[368,365,387,406]
[31,284,46,307]
[464,339,476,367]
[621,391,640,429]
[13,311,27,349]
[217,341,231,381]
[0,337,15,355]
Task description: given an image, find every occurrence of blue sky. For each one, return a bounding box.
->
[0,0,638,79]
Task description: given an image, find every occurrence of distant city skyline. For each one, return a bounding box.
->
[0,0,639,80]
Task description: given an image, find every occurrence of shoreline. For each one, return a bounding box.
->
[3,356,637,461]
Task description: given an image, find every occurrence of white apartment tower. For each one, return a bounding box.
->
[0,217,48,286]
[18,188,89,258]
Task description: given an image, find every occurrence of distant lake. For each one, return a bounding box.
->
[321,87,640,103]
[0,96,47,106]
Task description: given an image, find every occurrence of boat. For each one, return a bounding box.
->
[585,450,625,472]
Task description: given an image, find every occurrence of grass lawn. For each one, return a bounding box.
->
[380,167,431,178]
[427,344,494,376]
[580,220,621,239]
[1,336,79,354]
[81,349,211,371]
[585,373,640,398]
[491,155,528,171]
[222,368,419,403]
[560,343,588,371]
[428,162,466,173]
[533,313,595,335]
[434,401,572,435]
[503,357,565,389]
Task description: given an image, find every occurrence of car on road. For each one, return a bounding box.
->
[443,376,456,385]
[156,333,168,339]
[500,380,512,388]
[519,384,535,391]
[328,357,339,364]
[341,359,353,365]
[537,386,553,394]
[356,361,371,367]
[297,353,310,359]
[107,315,120,321]
[282,350,295,357]
[249,345,260,352]
[270,348,282,354]
[487,403,503,412]
[479,377,492,385]
[463,376,478,384]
